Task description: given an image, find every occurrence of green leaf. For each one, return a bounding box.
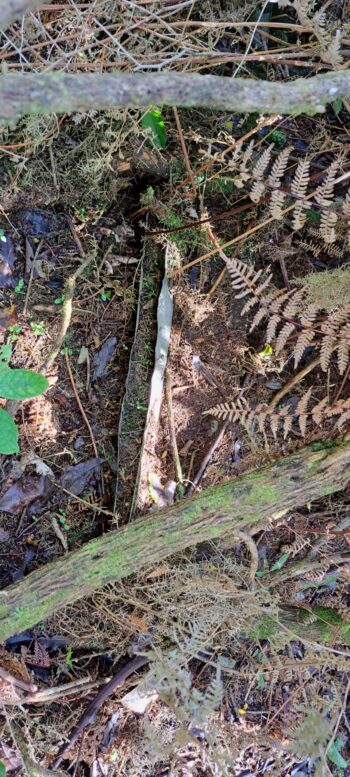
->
[14,278,25,294]
[0,408,19,454]
[259,343,273,359]
[270,553,289,572]
[0,368,48,400]
[327,738,347,769]
[332,98,343,116]
[141,109,167,149]
[0,761,6,777]
[257,671,265,688]
[0,344,12,366]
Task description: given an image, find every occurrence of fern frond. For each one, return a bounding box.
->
[301,239,343,259]
[322,305,350,333]
[252,144,274,180]
[266,314,282,342]
[270,413,280,439]
[292,203,308,231]
[320,335,336,371]
[299,304,320,328]
[269,189,287,220]
[342,186,350,218]
[226,255,271,301]
[250,306,269,331]
[299,240,322,258]
[282,536,310,557]
[268,146,292,189]
[283,413,294,438]
[303,562,329,581]
[311,397,328,426]
[269,289,292,314]
[337,340,350,375]
[321,29,343,67]
[314,161,338,208]
[293,329,315,367]
[296,387,312,435]
[291,158,310,200]
[319,209,337,244]
[283,288,305,319]
[275,322,295,354]
[250,180,266,203]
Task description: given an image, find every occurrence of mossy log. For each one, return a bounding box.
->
[2,71,350,122]
[1,439,350,642]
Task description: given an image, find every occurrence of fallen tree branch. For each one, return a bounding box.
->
[2,71,350,122]
[1,437,350,642]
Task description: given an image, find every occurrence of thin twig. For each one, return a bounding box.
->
[50,655,149,769]
[268,356,321,411]
[65,351,99,460]
[186,420,228,496]
[172,106,196,197]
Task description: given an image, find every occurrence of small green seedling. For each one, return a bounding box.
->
[100,288,112,302]
[66,646,74,670]
[54,294,65,305]
[14,278,25,294]
[7,324,23,342]
[30,320,45,336]
[0,344,48,454]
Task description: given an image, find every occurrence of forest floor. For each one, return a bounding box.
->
[1,1,350,776]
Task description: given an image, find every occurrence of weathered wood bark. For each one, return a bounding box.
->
[1,439,350,642]
[1,71,350,122]
[0,0,42,27]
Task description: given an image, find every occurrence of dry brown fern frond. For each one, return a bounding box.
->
[267,146,293,190]
[290,158,310,201]
[205,387,314,440]
[319,209,338,244]
[299,239,343,259]
[282,536,311,557]
[226,252,350,374]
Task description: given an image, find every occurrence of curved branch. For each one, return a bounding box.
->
[1,70,350,122]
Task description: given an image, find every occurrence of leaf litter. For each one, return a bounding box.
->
[1,3,350,773]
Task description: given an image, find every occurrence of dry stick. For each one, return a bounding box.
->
[165,371,183,484]
[172,106,196,198]
[186,420,228,496]
[50,655,149,769]
[268,355,321,411]
[65,352,99,460]
[0,667,37,694]
[43,253,92,369]
[4,71,350,122]
[23,676,106,704]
